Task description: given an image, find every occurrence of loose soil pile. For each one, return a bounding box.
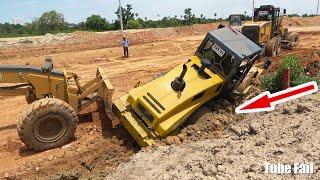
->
[109,95,320,179]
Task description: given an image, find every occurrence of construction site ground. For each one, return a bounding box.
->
[0,16,319,179]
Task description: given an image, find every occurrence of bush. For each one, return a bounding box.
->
[260,74,280,93]
[261,55,318,93]
[127,20,141,29]
[85,15,109,31]
[275,55,304,82]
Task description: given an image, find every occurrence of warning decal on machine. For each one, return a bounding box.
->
[212,43,226,57]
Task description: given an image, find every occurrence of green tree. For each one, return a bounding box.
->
[36,10,67,34]
[115,4,135,29]
[85,15,108,31]
[127,19,141,29]
[184,8,193,25]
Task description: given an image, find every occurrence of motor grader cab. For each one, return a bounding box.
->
[0,57,114,151]
[229,14,243,30]
[113,27,265,147]
[241,5,300,57]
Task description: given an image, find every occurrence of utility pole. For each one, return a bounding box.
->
[317,0,319,14]
[118,0,124,33]
[252,0,255,21]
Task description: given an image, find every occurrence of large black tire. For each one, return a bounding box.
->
[24,87,37,104]
[282,28,289,39]
[25,91,37,104]
[274,37,282,55]
[287,32,300,49]
[17,98,78,151]
[265,37,279,57]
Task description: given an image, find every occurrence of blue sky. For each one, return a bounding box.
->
[0,0,318,23]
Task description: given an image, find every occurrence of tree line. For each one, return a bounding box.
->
[0,4,233,38]
[0,4,316,38]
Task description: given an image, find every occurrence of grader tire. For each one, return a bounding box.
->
[265,38,279,57]
[17,98,78,151]
[25,88,37,104]
[25,94,37,104]
[287,32,300,49]
[275,37,282,55]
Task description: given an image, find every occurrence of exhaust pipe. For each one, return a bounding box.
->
[171,64,187,92]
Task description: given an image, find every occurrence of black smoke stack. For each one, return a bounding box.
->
[171,64,187,92]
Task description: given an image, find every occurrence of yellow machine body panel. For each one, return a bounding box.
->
[241,21,272,45]
[0,64,114,114]
[113,55,224,146]
[26,74,66,100]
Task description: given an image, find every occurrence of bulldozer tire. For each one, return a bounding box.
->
[265,38,279,57]
[17,98,78,151]
[287,32,300,49]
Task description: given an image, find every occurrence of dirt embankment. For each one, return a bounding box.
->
[1,16,320,60]
[108,95,320,180]
[282,16,320,27]
[0,23,217,60]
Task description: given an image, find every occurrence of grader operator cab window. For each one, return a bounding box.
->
[229,15,242,26]
[198,38,235,78]
[256,11,272,21]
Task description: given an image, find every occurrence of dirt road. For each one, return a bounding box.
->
[0,18,319,179]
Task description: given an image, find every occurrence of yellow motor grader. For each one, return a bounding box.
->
[0,27,269,150]
[240,5,300,57]
[0,58,114,151]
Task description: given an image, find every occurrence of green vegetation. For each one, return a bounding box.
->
[288,13,319,18]
[301,13,319,17]
[84,15,113,31]
[0,4,234,38]
[3,3,316,38]
[261,55,320,93]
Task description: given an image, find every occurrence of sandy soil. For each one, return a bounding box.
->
[0,17,319,179]
[109,94,320,180]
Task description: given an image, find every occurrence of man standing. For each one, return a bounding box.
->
[121,35,129,58]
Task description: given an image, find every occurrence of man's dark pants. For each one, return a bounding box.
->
[123,47,129,58]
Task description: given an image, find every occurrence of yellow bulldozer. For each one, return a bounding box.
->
[0,27,269,150]
[240,5,300,57]
[112,27,269,147]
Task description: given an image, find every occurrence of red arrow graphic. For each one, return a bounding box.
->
[236,81,318,114]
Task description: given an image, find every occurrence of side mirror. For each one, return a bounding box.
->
[283,9,287,15]
[263,58,271,70]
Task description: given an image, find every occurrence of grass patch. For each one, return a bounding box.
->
[261,55,320,93]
